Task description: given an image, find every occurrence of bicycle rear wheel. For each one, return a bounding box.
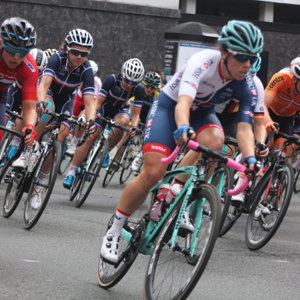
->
[144,184,221,300]
[119,146,134,185]
[293,169,300,193]
[23,141,61,230]
[3,167,26,218]
[74,142,108,208]
[245,163,294,250]
[97,214,145,289]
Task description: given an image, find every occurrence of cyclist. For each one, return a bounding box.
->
[5,48,48,159]
[264,57,300,141]
[0,17,38,145]
[63,58,145,189]
[131,71,161,175]
[100,19,264,263]
[14,28,96,209]
[66,60,102,155]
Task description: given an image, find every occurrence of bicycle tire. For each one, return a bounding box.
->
[0,132,14,182]
[119,145,134,184]
[23,141,61,230]
[210,164,234,233]
[58,138,72,175]
[74,142,108,208]
[102,137,129,188]
[293,169,300,193]
[2,167,26,218]
[245,163,294,250]
[144,183,221,300]
[97,214,144,289]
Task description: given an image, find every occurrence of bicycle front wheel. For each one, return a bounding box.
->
[23,141,61,230]
[245,163,294,250]
[144,183,221,300]
[74,142,108,208]
[3,167,26,218]
[102,138,128,187]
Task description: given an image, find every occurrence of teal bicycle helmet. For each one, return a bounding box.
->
[218,20,263,54]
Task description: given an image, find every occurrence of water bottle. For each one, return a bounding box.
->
[164,183,182,204]
[149,183,171,221]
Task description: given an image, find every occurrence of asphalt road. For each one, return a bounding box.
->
[0,171,300,300]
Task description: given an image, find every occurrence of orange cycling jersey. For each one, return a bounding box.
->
[265,71,300,117]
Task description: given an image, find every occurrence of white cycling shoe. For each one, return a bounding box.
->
[101,233,120,264]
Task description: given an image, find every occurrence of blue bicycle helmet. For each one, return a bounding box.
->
[250,55,262,73]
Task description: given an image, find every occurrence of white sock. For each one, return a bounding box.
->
[107,210,130,236]
[67,165,78,177]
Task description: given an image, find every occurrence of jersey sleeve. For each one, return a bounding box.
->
[19,56,39,101]
[99,75,116,99]
[178,51,217,99]
[253,76,264,118]
[132,84,145,108]
[81,67,95,96]
[235,74,258,124]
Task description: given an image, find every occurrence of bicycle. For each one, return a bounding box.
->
[70,115,130,208]
[0,110,23,182]
[97,140,249,299]
[1,125,29,218]
[23,112,80,229]
[220,131,296,250]
[102,125,143,188]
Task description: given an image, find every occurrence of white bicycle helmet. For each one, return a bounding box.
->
[121,58,144,82]
[65,29,93,48]
[89,60,98,76]
[30,48,48,73]
[290,57,300,80]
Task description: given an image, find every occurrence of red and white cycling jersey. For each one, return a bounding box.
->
[73,76,102,116]
[0,53,38,101]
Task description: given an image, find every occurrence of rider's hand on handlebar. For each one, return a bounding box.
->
[173,124,195,145]
[22,124,37,146]
[86,119,96,134]
[265,119,279,134]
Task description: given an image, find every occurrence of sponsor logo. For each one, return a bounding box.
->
[269,76,284,88]
[192,67,204,78]
[151,145,166,152]
[243,110,254,117]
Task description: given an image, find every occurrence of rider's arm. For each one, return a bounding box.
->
[263,92,273,122]
[236,122,255,158]
[83,94,96,121]
[131,106,141,127]
[38,75,53,102]
[22,100,37,127]
[175,94,193,127]
[95,94,106,111]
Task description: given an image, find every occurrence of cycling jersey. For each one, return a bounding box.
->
[0,53,38,125]
[144,49,258,155]
[98,74,145,119]
[0,53,38,100]
[73,76,102,116]
[43,50,94,114]
[265,70,300,117]
[130,89,160,123]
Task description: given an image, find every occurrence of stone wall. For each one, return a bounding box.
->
[0,0,179,79]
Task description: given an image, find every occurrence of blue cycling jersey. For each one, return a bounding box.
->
[44,50,95,100]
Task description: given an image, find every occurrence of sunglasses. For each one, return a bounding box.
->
[228,49,259,65]
[124,78,138,85]
[144,84,156,90]
[67,47,89,57]
[2,40,29,57]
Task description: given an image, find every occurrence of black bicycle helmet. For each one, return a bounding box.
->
[1,17,36,48]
